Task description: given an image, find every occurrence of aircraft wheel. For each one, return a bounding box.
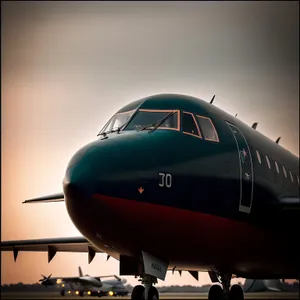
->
[208,284,223,300]
[131,285,145,300]
[145,286,159,300]
[79,291,84,297]
[228,284,244,300]
[60,289,65,296]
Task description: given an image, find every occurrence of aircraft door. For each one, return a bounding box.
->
[226,122,254,214]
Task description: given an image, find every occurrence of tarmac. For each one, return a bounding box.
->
[1,292,299,300]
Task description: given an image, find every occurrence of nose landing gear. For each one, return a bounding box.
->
[208,271,244,300]
[131,275,159,300]
[228,284,244,300]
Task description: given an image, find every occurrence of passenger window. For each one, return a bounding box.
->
[196,116,219,142]
[274,161,280,174]
[256,150,261,164]
[289,171,294,182]
[265,155,271,169]
[282,166,287,178]
[182,112,200,137]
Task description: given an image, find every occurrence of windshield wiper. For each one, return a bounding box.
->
[97,131,107,137]
[111,117,134,134]
[149,111,175,133]
[98,117,132,137]
[137,111,175,133]
[136,124,152,131]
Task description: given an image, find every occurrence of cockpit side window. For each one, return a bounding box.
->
[123,109,180,131]
[99,110,135,134]
[182,112,201,138]
[195,115,219,142]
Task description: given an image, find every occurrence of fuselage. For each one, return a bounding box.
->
[62,94,299,279]
[42,276,102,288]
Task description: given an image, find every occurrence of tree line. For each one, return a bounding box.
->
[1,281,299,293]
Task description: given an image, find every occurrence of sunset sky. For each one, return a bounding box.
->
[1,1,299,287]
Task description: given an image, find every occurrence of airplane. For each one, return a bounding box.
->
[1,93,299,300]
[243,278,283,293]
[38,266,128,297]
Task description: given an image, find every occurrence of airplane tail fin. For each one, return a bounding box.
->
[78,266,83,277]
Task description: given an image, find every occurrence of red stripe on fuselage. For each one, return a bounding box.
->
[79,193,291,275]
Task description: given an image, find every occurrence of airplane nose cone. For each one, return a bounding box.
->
[63,179,87,203]
[63,161,92,201]
[63,143,98,224]
[63,169,91,227]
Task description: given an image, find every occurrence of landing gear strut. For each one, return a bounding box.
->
[220,272,231,299]
[208,271,244,300]
[131,274,159,300]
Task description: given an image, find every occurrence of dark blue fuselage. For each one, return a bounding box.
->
[63,94,299,279]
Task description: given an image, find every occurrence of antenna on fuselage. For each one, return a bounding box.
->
[275,137,281,144]
[210,95,215,104]
[235,113,238,117]
[251,122,258,129]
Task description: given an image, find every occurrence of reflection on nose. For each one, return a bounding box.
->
[63,179,86,203]
[63,163,92,203]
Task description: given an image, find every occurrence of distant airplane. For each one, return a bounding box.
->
[39,266,128,297]
[243,279,282,293]
[1,94,299,300]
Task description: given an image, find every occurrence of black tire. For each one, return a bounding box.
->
[228,284,244,300]
[79,291,84,297]
[208,284,223,300]
[60,289,65,296]
[147,286,159,300]
[131,285,145,300]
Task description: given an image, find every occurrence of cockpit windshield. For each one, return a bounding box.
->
[123,109,180,131]
[99,110,135,135]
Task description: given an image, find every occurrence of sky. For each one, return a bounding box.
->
[1,1,299,287]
